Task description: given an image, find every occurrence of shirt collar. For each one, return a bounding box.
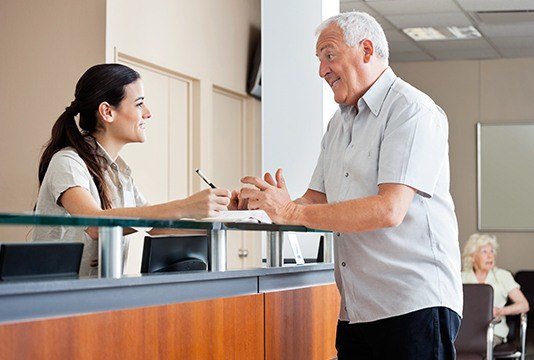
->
[92,139,132,176]
[362,67,397,117]
[338,67,397,133]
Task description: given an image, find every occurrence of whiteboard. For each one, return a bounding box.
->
[477,123,534,231]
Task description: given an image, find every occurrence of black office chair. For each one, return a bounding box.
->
[456,284,500,360]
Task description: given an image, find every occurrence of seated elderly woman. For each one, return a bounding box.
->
[462,233,530,345]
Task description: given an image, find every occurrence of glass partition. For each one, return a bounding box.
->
[0,213,332,279]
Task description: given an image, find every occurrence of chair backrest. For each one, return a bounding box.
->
[455,284,494,356]
[515,271,534,330]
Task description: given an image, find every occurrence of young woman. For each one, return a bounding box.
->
[33,64,235,276]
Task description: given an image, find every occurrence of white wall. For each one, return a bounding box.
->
[262,0,338,258]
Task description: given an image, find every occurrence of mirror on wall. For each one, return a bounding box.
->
[477,122,534,231]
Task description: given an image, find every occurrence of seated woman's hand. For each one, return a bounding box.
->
[493,306,504,318]
[180,188,231,218]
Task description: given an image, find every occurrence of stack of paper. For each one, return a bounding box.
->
[201,210,272,224]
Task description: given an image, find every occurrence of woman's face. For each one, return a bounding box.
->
[472,244,496,272]
[108,79,152,144]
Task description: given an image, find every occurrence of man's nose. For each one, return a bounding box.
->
[319,60,330,78]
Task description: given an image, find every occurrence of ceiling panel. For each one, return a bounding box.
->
[479,22,534,37]
[340,1,381,17]
[385,12,472,28]
[389,41,423,52]
[429,48,500,60]
[491,36,534,49]
[340,0,534,61]
[389,51,433,62]
[417,38,493,51]
[340,1,396,30]
[384,29,411,41]
[500,47,534,58]
[456,0,534,12]
[364,0,460,16]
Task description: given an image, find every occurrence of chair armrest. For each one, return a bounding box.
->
[487,317,502,360]
[519,313,527,360]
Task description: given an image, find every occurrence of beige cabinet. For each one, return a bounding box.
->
[116,54,262,273]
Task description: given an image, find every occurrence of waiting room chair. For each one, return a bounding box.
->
[493,270,534,360]
[493,312,527,359]
[515,271,534,331]
[456,284,500,360]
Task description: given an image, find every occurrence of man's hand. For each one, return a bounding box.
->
[228,190,240,210]
[240,169,298,224]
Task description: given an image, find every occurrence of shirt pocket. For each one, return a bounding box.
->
[347,140,380,196]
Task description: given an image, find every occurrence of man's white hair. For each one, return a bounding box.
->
[462,233,499,271]
[316,11,389,63]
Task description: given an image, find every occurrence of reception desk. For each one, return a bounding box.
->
[0,213,339,359]
[0,264,338,359]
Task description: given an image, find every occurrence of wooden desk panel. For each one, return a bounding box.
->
[0,293,264,360]
[265,283,340,360]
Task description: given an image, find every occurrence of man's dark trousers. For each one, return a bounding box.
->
[336,306,461,360]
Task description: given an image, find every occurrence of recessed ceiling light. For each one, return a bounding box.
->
[403,27,446,41]
[403,26,481,41]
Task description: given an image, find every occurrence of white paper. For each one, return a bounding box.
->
[201,210,272,224]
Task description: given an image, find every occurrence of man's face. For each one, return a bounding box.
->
[316,24,365,106]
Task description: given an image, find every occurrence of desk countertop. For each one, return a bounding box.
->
[0,263,335,323]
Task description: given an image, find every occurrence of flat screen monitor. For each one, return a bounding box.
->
[0,242,83,280]
[141,235,208,273]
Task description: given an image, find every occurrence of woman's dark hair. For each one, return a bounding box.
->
[38,63,140,209]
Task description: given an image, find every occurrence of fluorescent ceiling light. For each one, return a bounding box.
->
[403,26,481,41]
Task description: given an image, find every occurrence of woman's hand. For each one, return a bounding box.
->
[178,188,231,218]
[493,307,504,318]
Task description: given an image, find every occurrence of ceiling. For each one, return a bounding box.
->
[339,0,534,61]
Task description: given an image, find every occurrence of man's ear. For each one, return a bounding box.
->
[97,102,114,124]
[361,39,374,63]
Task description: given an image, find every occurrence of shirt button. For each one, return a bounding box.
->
[344,172,349,177]
[341,262,346,267]
[111,163,118,170]
[118,184,123,190]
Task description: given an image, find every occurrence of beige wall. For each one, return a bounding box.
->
[0,0,107,238]
[392,58,534,273]
[106,0,262,270]
[106,0,260,95]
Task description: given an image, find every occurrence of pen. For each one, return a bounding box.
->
[195,168,217,189]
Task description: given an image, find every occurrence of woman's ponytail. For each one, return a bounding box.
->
[38,106,80,186]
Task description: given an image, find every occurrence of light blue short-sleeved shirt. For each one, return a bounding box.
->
[309,67,463,323]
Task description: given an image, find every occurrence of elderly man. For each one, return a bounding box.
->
[240,11,463,360]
